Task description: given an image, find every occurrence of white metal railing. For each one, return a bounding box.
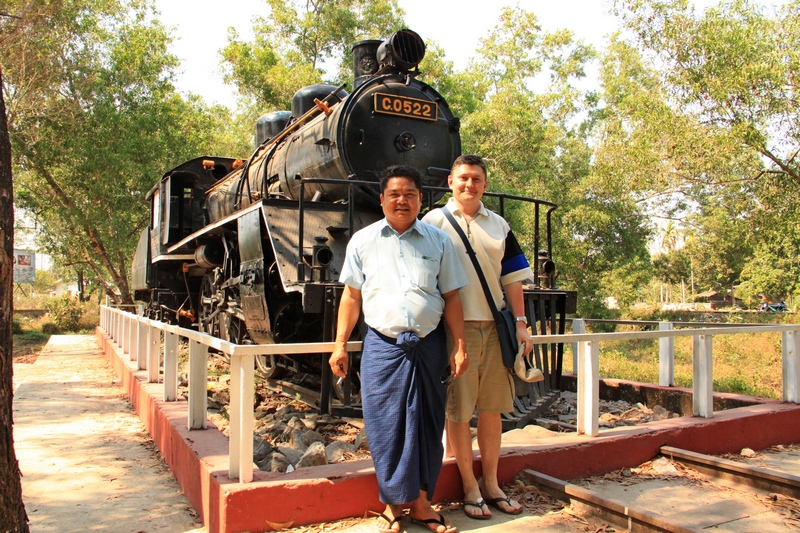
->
[100,305,800,481]
[565,318,800,436]
[99,304,360,483]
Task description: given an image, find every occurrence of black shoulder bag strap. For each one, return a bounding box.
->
[442,207,501,318]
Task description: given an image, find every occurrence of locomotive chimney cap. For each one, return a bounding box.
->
[376,28,426,71]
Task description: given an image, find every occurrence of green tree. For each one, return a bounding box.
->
[606,0,800,304]
[221,0,404,111]
[616,0,800,185]
[683,203,752,296]
[456,6,651,316]
[652,248,692,286]
[3,0,242,305]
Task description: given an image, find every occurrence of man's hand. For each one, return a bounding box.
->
[516,322,533,356]
[329,342,349,378]
[329,285,362,379]
[451,338,468,377]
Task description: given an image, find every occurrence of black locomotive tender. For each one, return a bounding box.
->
[131,29,576,425]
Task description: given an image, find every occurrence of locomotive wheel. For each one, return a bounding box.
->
[272,301,306,343]
[255,354,286,379]
[222,313,249,344]
[198,275,219,337]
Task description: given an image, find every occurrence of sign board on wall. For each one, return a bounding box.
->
[13,249,35,284]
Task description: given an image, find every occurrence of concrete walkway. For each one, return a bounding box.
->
[13,335,205,533]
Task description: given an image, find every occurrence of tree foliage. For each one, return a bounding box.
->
[600,0,800,302]
[221,0,404,111]
[449,6,651,316]
[2,0,240,304]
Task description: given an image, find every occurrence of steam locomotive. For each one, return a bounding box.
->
[130,29,574,416]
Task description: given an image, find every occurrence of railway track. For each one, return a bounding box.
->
[518,443,800,532]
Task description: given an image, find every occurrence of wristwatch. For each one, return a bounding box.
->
[515,316,528,325]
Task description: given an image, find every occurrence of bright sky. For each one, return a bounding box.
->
[153,0,783,109]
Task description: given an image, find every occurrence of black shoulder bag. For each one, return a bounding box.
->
[442,209,518,369]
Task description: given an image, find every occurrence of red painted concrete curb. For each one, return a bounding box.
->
[96,328,800,533]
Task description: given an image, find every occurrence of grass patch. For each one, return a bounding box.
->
[561,319,790,400]
[12,327,50,364]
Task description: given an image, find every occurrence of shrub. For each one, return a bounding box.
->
[44,294,84,333]
[11,319,23,335]
[41,322,60,335]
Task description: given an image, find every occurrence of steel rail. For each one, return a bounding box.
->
[661,445,800,499]
[518,469,701,533]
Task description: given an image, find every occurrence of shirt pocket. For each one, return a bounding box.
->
[411,256,439,292]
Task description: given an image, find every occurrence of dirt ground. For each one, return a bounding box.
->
[12,334,206,533]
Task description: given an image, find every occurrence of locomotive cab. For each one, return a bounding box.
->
[130,157,237,319]
[150,157,235,255]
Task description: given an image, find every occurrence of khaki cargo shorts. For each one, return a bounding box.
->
[445,321,514,423]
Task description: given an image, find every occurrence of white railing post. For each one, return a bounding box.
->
[115,310,121,345]
[130,315,141,370]
[127,315,136,361]
[782,329,800,403]
[187,339,208,430]
[122,314,129,354]
[147,324,161,383]
[692,333,714,417]
[163,332,179,401]
[571,318,585,373]
[136,318,147,370]
[659,322,674,386]
[576,339,599,436]
[229,352,255,482]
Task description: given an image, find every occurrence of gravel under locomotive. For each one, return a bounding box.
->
[130,29,574,417]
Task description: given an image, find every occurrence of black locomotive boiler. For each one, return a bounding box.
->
[130,28,575,417]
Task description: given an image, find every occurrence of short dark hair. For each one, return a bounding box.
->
[451,154,487,177]
[379,165,422,192]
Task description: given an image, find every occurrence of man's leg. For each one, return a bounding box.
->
[447,418,490,518]
[476,412,522,513]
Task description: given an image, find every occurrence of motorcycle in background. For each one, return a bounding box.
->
[759,301,789,313]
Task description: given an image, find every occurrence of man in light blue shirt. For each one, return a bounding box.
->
[329,165,467,533]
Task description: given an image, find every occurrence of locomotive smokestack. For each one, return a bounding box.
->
[376,29,426,71]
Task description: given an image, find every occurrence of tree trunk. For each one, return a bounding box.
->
[77,270,84,301]
[0,66,31,533]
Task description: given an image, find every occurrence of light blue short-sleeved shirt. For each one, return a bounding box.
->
[340,218,468,338]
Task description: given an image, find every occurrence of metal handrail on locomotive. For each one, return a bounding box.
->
[130,28,575,413]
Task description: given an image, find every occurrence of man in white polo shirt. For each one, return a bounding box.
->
[422,154,533,519]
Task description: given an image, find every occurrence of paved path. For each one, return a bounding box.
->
[13,335,205,533]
